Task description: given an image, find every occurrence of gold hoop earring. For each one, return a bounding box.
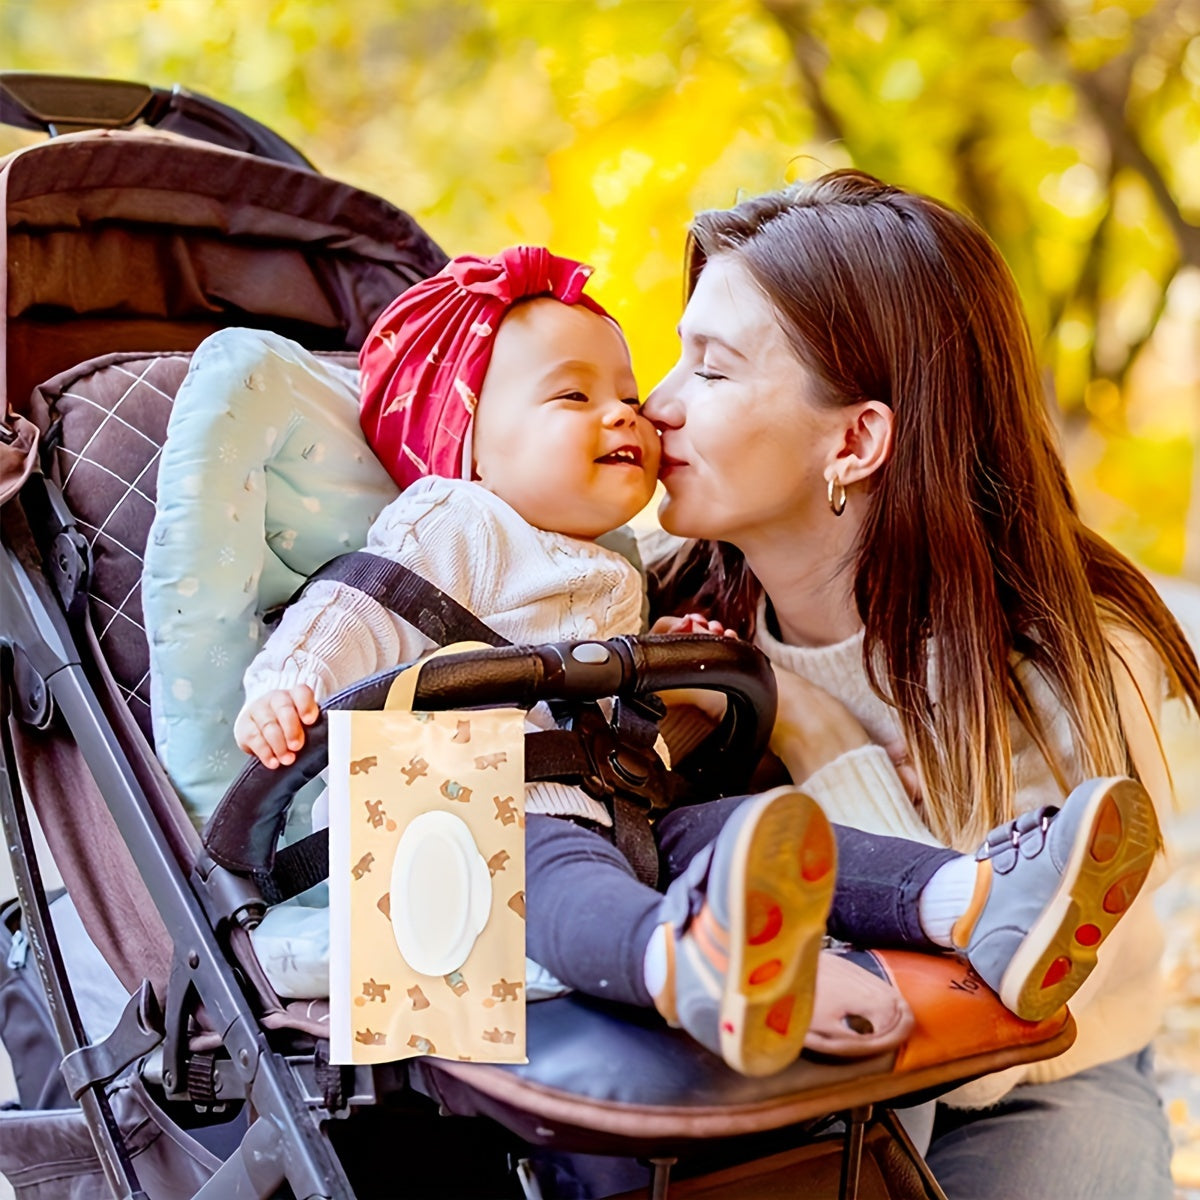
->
[827,476,847,517]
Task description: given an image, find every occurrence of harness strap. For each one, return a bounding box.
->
[261,827,330,907]
[301,551,511,649]
[267,723,675,902]
[264,551,667,899]
[611,796,661,890]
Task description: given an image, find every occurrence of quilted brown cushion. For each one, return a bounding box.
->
[32,352,193,737]
[32,347,367,744]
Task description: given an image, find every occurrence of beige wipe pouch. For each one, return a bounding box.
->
[329,645,528,1066]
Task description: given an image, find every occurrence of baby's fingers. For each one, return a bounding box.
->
[242,726,285,770]
[255,715,294,765]
[266,697,307,760]
[294,684,320,725]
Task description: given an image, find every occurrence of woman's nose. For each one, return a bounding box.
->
[643,377,681,430]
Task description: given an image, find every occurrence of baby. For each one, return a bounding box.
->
[237,251,659,779]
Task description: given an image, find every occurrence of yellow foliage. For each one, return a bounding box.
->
[2,0,1198,572]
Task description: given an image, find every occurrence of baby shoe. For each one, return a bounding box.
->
[651,786,837,1076]
[952,776,1158,1021]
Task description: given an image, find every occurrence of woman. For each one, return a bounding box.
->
[643,169,1199,1198]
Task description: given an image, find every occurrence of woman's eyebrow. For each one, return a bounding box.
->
[676,327,748,361]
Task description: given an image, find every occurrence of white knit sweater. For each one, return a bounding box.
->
[244,476,646,825]
[754,602,1172,1108]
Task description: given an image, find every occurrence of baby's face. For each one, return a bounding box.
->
[471,298,660,539]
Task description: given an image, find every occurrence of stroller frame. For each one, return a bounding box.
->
[2,469,366,1199]
[0,73,1075,1200]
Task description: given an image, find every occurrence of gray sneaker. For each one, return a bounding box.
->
[651,786,837,1076]
[952,776,1159,1021]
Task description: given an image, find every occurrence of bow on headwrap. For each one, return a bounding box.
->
[359,245,614,491]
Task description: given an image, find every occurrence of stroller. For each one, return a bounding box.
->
[0,73,1077,1200]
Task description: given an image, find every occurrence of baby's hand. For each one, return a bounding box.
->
[234,685,319,768]
[650,612,737,638]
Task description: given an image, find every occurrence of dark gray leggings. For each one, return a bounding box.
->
[525,794,957,1007]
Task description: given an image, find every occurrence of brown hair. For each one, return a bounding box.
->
[653,169,1200,846]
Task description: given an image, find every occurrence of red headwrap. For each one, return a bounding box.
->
[359,245,614,490]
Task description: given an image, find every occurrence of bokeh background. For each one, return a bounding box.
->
[2,0,1199,1193]
[4,0,1199,577]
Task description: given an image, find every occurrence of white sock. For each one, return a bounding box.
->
[643,924,670,999]
[918,856,979,948]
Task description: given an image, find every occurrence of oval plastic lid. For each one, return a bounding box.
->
[390,810,493,977]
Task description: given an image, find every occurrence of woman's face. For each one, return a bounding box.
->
[643,254,846,546]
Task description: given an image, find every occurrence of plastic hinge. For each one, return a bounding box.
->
[60,980,164,1100]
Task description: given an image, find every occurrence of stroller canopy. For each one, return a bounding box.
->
[1,128,447,418]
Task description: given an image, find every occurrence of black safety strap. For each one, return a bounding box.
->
[611,796,661,890]
[608,699,668,889]
[266,551,668,898]
[261,830,331,907]
[265,723,674,904]
[300,551,511,649]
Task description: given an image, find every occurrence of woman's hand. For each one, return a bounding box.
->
[769,665,870,783]
[649,613,737,720]
[234,685,320,768]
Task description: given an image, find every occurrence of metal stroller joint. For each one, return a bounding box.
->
[18,472,92,619]
[12,647,53,730]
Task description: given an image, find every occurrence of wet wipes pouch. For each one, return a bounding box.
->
[329,649,527,1066]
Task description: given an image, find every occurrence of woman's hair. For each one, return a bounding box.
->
[653,168,1200,846]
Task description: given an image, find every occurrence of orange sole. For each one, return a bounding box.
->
[717,788,837,1076]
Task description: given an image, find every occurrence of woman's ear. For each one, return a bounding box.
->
[828,401,894,487]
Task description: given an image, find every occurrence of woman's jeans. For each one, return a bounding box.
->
[524,792,957,1007]
[926,1045,1174,1199]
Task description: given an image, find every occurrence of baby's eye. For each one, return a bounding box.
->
[559,391,589,403]
[621,397,641,408]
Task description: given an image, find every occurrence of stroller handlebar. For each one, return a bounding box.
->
[0,72,314,168]
[202,635,777,881]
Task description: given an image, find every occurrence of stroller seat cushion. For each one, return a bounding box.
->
[142,328,399,822]
[31,351,195,733]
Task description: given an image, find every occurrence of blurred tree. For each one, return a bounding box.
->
[2,0,1197,573]
[760,0,1200,572]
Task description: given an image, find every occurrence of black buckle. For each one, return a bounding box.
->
[569,706,671,821]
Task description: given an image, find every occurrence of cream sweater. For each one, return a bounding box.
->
[755,605,1172,1108]
[243,476,646,825]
